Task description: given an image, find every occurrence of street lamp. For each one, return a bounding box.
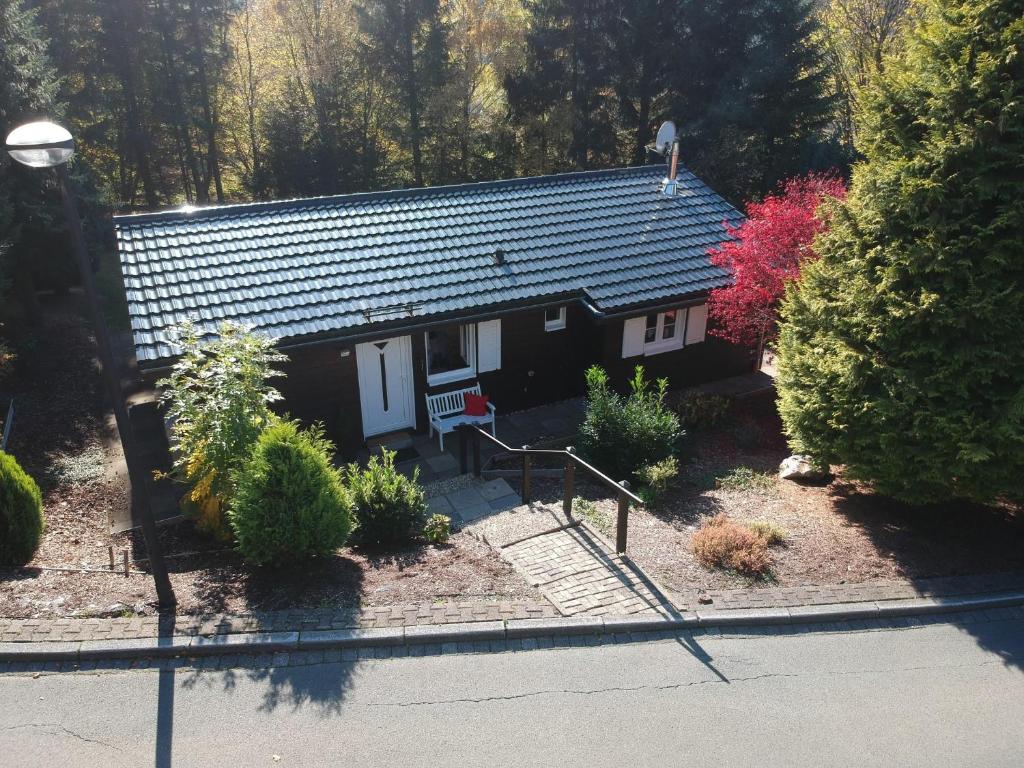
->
[5,121,176,609]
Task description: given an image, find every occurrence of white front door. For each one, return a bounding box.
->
[355,335,416,438]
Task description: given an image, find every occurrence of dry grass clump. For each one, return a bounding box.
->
[692,513,772,577]
[746,519,787,546]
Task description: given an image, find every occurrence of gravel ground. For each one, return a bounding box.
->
[531,393,1024,596]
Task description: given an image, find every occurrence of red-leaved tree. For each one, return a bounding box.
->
[707,173,846,352]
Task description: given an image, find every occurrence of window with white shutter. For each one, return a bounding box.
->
[685,304,708,345]
[425,323,476,385]
[476,319,501,372]
[642,309,684,355]
[622,303,708,358]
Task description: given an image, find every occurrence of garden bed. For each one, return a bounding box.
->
[534,391,1024,596]
[0,301,540,619]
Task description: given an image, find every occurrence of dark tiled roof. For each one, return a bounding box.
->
[116,165,740,363]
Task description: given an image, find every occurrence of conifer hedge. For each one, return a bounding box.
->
[230,421,352,566]
[776,0,1024,503]
[0,451,44,565]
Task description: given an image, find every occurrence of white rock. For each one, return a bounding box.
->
[779,454,827,482]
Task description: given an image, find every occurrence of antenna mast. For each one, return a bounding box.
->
[650,121,681,196]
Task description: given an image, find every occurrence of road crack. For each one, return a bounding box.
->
[361,672,799,708]
[0,722,123,752]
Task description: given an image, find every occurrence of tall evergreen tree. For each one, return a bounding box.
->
[670,0,836,201]
[0,0,67,314]
[608,0,675,165]
[505,0,620,171]
[356,0,451,187]
[776,0,1024,504]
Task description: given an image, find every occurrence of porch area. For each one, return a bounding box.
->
[357,397,587,483]
[351,398,585,530]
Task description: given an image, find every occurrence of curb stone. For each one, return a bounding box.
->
[1,591,1022,664]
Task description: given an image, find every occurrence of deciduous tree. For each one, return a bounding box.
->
[707,173,846,351]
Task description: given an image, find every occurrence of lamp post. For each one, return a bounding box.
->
[5,121,176,609]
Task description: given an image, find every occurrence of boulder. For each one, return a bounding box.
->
[779,454,828,482]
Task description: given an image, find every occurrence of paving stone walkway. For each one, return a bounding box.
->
[670,571,1024,613]
[3,571,1023,643]
[499,523,679,617]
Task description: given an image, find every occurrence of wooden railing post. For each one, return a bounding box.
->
[472,429,482,477]
[563,447,576,517]
[615,480,631,554]
[522,451,531,503]
[458,426,468,474]
[1,399,14,453]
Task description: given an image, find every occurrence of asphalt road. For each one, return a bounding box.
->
[2,616,1022,767]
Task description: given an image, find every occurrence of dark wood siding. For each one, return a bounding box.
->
[598,317,752,393]
[276,342,364,457]
[479,304,599,410]
[258,305,748,454]
[413,304,601,430]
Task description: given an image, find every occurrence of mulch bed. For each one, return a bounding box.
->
[0,301,540,619]
[534,391,1024,595]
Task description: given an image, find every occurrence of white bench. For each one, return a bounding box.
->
[425,383,496,451]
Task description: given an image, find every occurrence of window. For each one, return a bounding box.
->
[643,309,683,353]
[622,304,707,358]
[544,306,567,331]
[426,324,476,385]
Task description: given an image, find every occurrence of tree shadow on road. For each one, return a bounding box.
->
[830,484,1024,671]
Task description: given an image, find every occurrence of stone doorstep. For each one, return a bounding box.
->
[3,592,1024,662]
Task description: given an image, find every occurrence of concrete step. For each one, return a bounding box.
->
[366,430,414,454]
[424,475,522,527]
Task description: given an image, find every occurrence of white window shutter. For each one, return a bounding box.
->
[621,316,646,358]
[685,304,708,345]
[477,319,501,372]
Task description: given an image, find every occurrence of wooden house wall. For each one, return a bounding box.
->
[155,304,752,457]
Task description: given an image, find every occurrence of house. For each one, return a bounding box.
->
[115,165,750,455]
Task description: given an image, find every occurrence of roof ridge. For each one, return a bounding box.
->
[113,165,671,227]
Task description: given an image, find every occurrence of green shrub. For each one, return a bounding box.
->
[423,514,451,545]
[346,450,427,547]
[637,456,679,506]
[159,320,287,539]
[716,466,775,493]
[746,519,787,546]
[578,365,682,480]
[229,421,352,566]
[0,450,44,565]
[673,391,731,430]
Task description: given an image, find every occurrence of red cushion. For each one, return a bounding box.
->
[463,393,489,417]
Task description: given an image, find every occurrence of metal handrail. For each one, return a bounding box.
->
[457,423,643,553]
[462,421,638,505]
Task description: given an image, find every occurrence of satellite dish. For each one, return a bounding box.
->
[653,121,677,155]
